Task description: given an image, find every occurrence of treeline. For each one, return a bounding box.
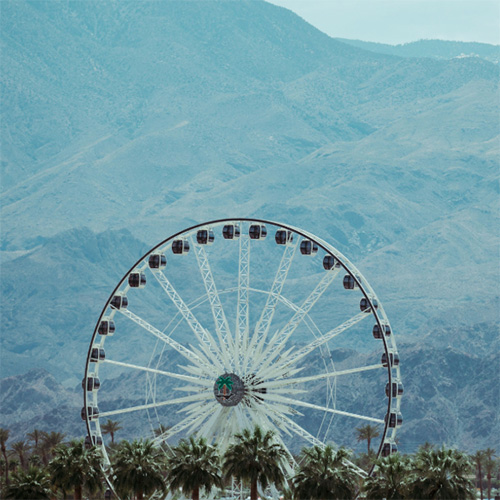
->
[0,425,498,500]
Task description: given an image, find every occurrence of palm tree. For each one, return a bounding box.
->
[48,439,103,500]
[0,428,10,485]
[9,440,31,470]
[418,442,436,452]
[355,424,380,455]
[4,466,51,500]
[40,431,65,465]
[473,450,486,500]
[165,435,222,500]
[410,446,475,499]
[153,424,172,438]
[292,445,358,500]
[483,448,496,500]
[363,453,411,499]
[26,429,43,454]
[101,419,122,444]
[223,426,288,500]
[112,439,166,500]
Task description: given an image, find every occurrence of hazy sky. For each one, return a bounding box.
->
[267,0,500,45]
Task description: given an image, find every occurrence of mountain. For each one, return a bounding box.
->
[336,39,500,65]
[0,369,82,439]
[0,0,499,453]
[2,341,498,454]
[0,228,148,382]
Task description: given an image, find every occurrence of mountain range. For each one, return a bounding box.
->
[0,0,498,453]
[337,38,500,65]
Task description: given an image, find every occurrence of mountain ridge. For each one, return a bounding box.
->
[336,38,500,64]
[1,0,498,455]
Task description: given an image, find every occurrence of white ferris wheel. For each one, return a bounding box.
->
[83,218,402,480]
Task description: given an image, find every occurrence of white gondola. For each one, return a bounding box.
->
[385,411,403,428]
[381,351,400,367]
[360,297,378,312]
[85,434,103,449]
[172,239,190,254]
[81,406,99,421]
[110,293,128,310]
[129,271,146,288]
[381,442,398,457]
[98,318,115,336]
[300,239,318,255]
[275,229,293,245]
[196,229,215,245]
[386,381,404,398]
[249,224,267,240]
[373,323,391,339]
[82,376,100,392]
[323,255,340,270]
[343,275,359,289]
[148,253,167,270]
[90,347,105,363]
[222,224,241,240]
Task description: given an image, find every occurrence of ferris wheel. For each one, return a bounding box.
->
[82,218,402,478]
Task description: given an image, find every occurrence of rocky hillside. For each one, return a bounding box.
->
[1,0,498,453]
[336,39,500,64]
[1,339,498,454]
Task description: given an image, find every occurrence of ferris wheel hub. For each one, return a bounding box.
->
[213,373,245,407]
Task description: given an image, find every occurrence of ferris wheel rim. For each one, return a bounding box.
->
[83,218,401,479]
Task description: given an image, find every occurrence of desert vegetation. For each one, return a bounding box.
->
[0,425,497,499]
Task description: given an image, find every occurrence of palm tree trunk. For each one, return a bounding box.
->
[137,489,144,500]
[478,462,483,500]
[2,447,8,486]
[250,480,258,500]
[192,487,200,500]
[74,484,82,500]
[367,436,371,455]
[487,471,492,500]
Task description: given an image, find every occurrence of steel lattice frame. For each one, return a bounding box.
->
[83,218,402,492]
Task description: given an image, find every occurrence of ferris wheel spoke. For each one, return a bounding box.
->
[274,413,367,477]
[197,406,228,440]
[103,359,213,387]
[99,391,212,418]
[151,270,225,370]
[153,402,217,445]
[179,361,216,379]
[178,398,212,413]
[244,239,299,371]
[236,233,251,368]
[260,399,303,417]
[245,406,296,474]
[272,411,326,449]
[258,363,384,391]
[191,241,235,369]
[117,308,213,373]
[255,268,341,373]
[285,311,370,367]
[260,392,385,424]
[266,387,307,395]
[187,344,224,375]
[235,404,254,433]
[214,408,240,453]
[259,310,370,380]
[255,407,294,440]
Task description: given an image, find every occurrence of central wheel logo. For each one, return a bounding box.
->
[214,373,244,407]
